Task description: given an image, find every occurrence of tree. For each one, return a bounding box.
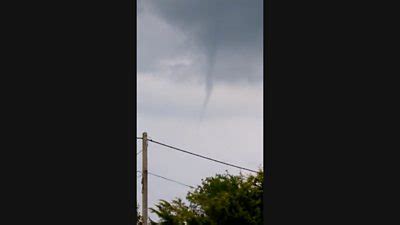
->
[137,202,158,225]
[151,170,263,225]
[137,204,142,225]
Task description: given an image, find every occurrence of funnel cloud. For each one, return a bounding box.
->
[138,0,263,116]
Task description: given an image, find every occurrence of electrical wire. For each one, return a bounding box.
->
[137,170,194,189]
[148,139,258,173]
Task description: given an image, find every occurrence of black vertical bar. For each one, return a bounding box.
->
[129,0,137,224]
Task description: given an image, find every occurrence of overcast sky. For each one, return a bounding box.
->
[137,0,263,221]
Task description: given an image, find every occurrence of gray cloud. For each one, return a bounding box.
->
[138,0,263,110]
[144,0,263,52]
[137,75,263,120]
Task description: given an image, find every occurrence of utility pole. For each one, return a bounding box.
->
[141,132,148,225]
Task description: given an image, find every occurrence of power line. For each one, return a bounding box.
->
[148,139,258,173]
[137,150,142,155]
[137,170,194,189]
[149,172,194,189]
[137,137,143,140]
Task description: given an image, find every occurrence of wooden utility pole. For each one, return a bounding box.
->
[141,132,148,225]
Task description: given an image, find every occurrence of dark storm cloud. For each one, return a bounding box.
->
[138,0,263,111]
[144,0,263,82]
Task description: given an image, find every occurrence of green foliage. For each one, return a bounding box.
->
[150,170,263,225]
[137,202,158,225]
